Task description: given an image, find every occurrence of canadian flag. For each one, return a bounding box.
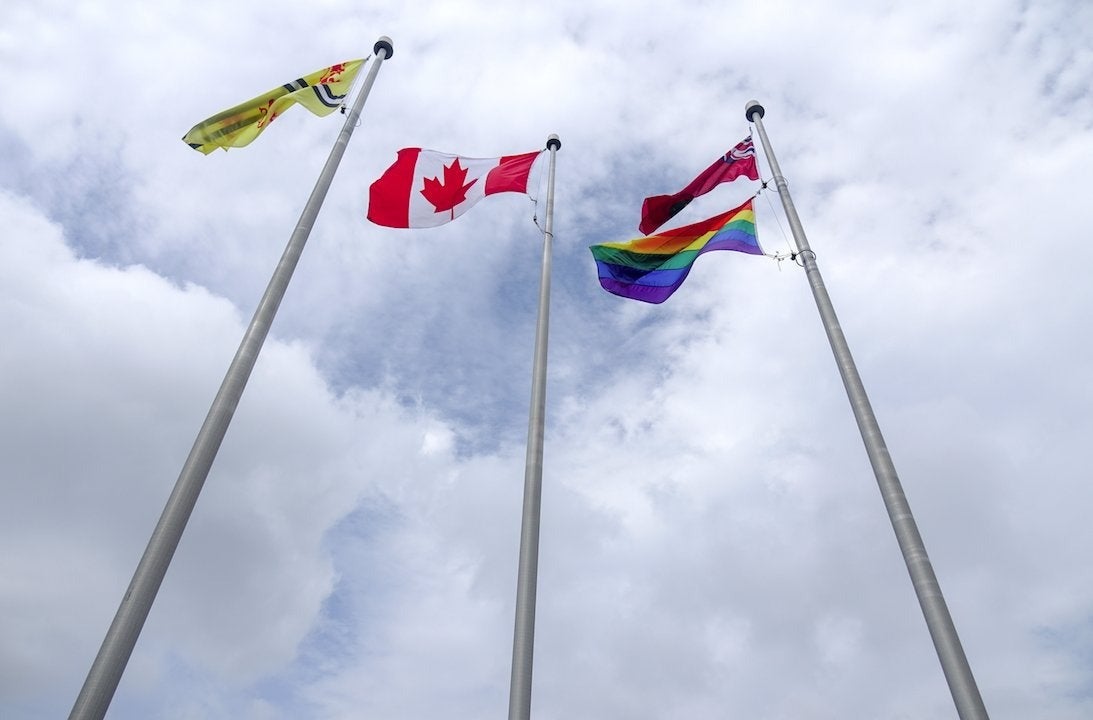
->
[368,148,542,228]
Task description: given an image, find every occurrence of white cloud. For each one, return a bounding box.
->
[2,0,1093,718]
[0,190,470,716]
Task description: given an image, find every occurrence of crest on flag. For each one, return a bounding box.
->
[182,59,367,154]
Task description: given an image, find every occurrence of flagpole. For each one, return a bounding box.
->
[507,134,560,720]
[745,101,989,720]
[67,37,394,720]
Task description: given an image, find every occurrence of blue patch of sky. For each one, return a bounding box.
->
[313,145,716,455]
[1035,615,1093,702]
[317,284,546,456]
[316,249,673,458]
[250,498,405,714]
[0,126,145,267]
[105,651,210,719]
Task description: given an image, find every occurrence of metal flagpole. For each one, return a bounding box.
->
[68,37,394,720]
[744,101,989,720]
[507,134,561,720]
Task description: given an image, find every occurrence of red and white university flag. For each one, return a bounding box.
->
[367,148,542,228]
[639,136,759,235]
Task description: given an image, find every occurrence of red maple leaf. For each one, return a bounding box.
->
[420,159,478,219]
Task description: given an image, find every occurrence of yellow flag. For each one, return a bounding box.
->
[183,59,366,154]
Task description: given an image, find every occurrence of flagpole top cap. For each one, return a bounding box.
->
[546,134,561,151]
[745,101,765,122]
[374,36,394,58]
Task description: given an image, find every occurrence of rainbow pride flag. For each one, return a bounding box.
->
[590,198,761,304]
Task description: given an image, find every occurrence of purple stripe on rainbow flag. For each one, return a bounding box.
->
[589,198,760,304]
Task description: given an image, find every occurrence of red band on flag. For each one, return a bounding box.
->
[367,148,420,228]
[639,136,759,235]
[484,152,539,194]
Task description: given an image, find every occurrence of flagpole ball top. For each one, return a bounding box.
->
[374,36,394,58]
[745,100,765,121]
[546,134,561,151]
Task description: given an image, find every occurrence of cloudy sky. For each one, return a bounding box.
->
[3,1,1092,718]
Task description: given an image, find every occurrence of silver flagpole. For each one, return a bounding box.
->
[68,37,394,720]
[507,134,561,720]
[745,101,989,720]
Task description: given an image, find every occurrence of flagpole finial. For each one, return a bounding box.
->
[546,134,561,151]
[374,36,394,58]
[745,100,765,122]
